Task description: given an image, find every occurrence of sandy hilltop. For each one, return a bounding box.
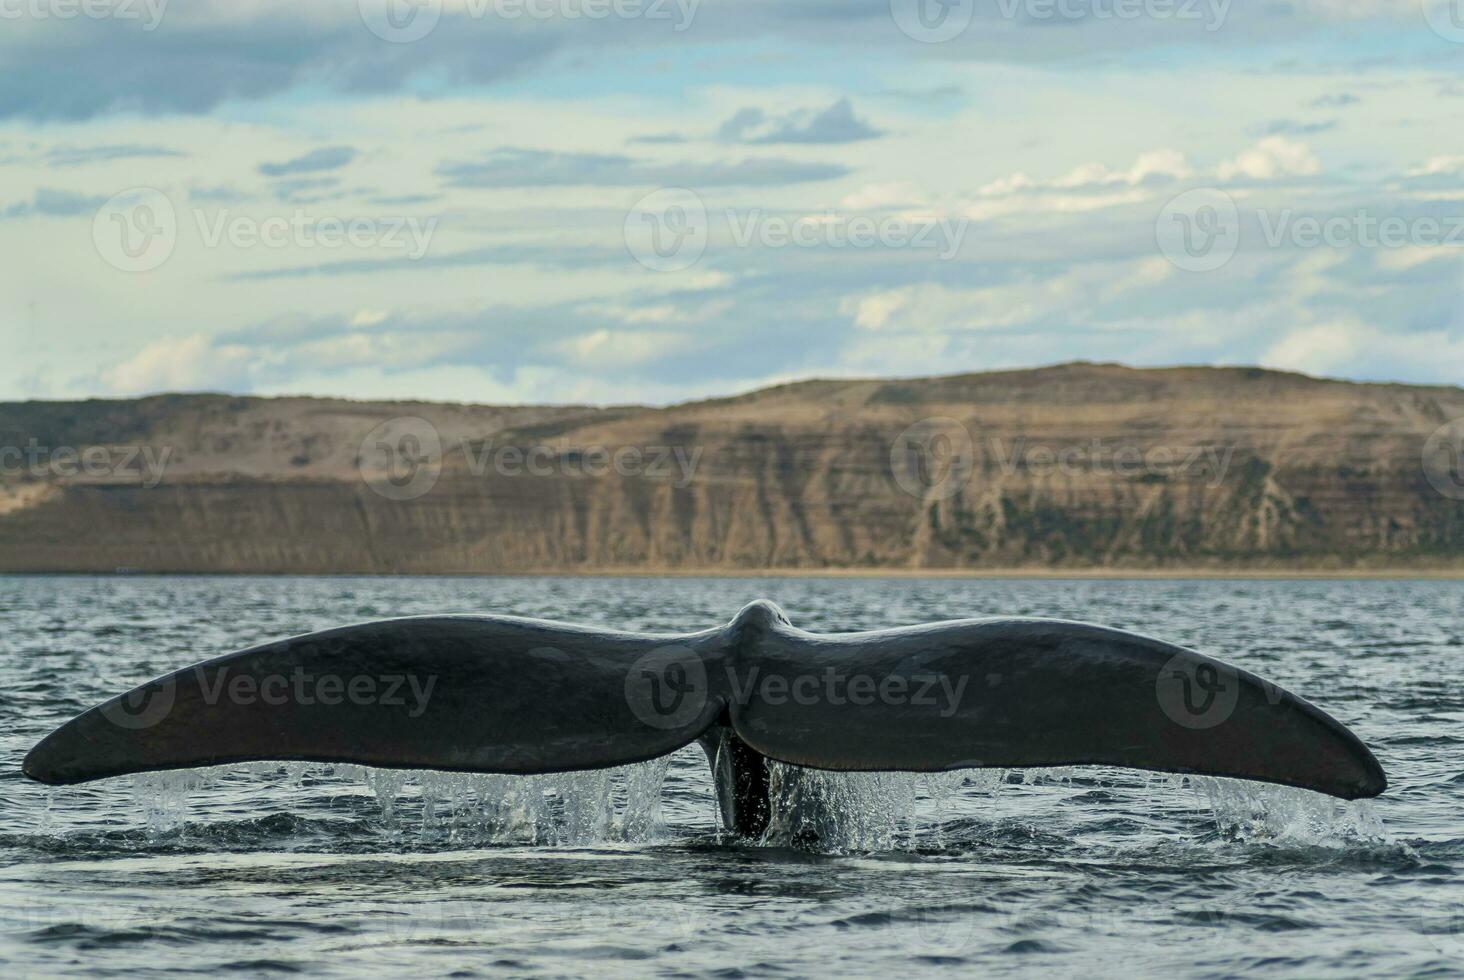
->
[0,362,1461,575]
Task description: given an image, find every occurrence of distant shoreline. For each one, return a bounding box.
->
[6,364,1462,577]
[5,567,1464,580]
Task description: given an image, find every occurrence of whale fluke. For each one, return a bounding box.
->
[23,601,1386,832]
[23,615,730,786]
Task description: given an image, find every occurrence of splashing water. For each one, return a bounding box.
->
[761,764,994,851]
[125,759,1385,854]
[131,769,211,832]
[1190,775,1386,845]
[130,759,674,846]
[8,576,1453,977]
[382,760,673,845]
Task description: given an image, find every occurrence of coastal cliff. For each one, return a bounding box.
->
[2,363,1461,574]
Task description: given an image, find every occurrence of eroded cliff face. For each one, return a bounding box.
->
[1,364,1461,573]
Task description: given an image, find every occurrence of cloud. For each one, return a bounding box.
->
[1311,93,1360,108]
[1256,119,1338,137]
[965,150,1195,221]
[100,333,257,395]
[885,84,965,103]
[187,184,252,204]
[9,3,1464,404]
[628,133,688,145]
[717,99,883,145]
[368,193,443,206]
[1408,156,1464,177]
[1052,150,1194,190]
[258,146,358,177]
[190,304,720,392]
[1400,156,1464,190]
[1261,322,1364,375]
[104,317,487,396]
[268,176,346,204]
[226,241,625,281]
[41,144,186,167]
[0,2,1437,122]
[1,188,108,219]
[979,150,1193,198]
[1217,138,1322,181]
[0,3,561,121]
[838,275,1133,337]
[83,213,1464,403]
[847,288,912,330]
[979,140,1324,202]
[1262,320,1464,383]
[436,147,849,187]
[839,182,927,210]
[556,328,694,366]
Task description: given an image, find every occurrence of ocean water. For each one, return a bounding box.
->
[0,575,1459,978]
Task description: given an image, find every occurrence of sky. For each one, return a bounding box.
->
[1,0,1463,405]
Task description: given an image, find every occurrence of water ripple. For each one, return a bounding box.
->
[1,575,1461,977]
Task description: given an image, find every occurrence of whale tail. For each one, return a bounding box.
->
[23,601,1386,833]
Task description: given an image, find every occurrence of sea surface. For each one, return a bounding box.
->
[0,575,1460,978]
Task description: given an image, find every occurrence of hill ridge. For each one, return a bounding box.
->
[2,364,1460,573]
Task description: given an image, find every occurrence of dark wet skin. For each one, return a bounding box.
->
[24,600,1385,831]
